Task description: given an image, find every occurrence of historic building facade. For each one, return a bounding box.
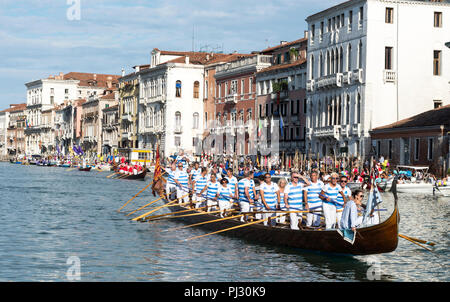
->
[305,0,450,160]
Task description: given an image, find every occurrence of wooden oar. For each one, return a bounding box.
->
[168,213,245,232]
[131,194,189,221]
[107,172,119,178]
[117,181,153,212]
[125,195,165,216]
[144,206,218,222]
[399,234,436,246]
[399,234,433,252]
[183,213,288,242]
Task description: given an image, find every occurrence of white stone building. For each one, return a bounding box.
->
[137,49,208,158]
[305,0,450,159]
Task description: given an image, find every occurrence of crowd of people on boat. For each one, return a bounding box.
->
[162,152,387,231]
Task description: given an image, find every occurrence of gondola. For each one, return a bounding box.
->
[120,169,147,180]
[78,166,92,172]
[155,184,399,256]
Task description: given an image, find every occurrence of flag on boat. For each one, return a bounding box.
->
[362,184,383,226]
[151,144,162,196]
[337,229,356,245]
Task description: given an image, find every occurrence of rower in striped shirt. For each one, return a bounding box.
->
[192,167,209,208]
[259,173,280,226]
[284,171,310,230]
[319,172,341,229]
[174,162,190,204]
[237,171,257,222]
[305,170,324,227]
[165,163,177,200]
[199,173,220,212]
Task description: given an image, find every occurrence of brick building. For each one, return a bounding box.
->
[370,105,450,177]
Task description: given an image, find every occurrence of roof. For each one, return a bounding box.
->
[157,49,252,66]
[1,103,27,113]
[100,92,116,100]
[260,38,307,54]
[257,58,306,74]
[62,72,120,89]
[372,104,450,131]
[103,104,119,112]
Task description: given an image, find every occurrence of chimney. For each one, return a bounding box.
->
[93,74,97,80]
[121,68,125,77]
[280,41,287,45]
[304,30,309,39]
[206,54,210,61]
[185,56,190,64]
[59,72,64,80]
[106,76,112,88]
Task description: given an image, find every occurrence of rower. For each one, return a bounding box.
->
[259,173,280,226]
[174,162,190,204]
[224,168,238,201]
[192,167,208,208]
[319,172,340,229]
[276,178,288,224]
[284,171,310,230]
[215,178,233,217]
[199,173,220,212]
[305,170,324,227]
[237,171,257,222]
[336,175,352,226]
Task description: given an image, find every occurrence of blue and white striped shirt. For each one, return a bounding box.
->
[238,178,255,203]
[167,169,176,185]
[335,186,352,209]
[194,174,208,194]
[260,182,279,210]
[190,168,201,181]
[206,181,220,200]
[285,183,305,210]
[306,180,324,208]
[217,185,233,203]
[225,176,238,195]
[175,170,189,189]
[322,184,340,206]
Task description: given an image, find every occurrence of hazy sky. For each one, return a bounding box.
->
[0,0,343,108]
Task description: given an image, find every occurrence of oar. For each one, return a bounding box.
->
[132,194,189,221]
[145,207,233,222]
[142,205,209,221]
[125,195,165,216]
[168,213,245,232]
[399,234,433,252]
[107,172,119,178]
[183,213,288,242]
[399,234,436,247]
[117,181,153,212]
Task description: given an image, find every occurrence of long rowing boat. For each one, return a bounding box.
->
[121,169,147,180]
[78,167,92,172]
[155,186,399,256]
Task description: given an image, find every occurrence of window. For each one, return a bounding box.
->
[385,47,393,70]
[414,138,420,161]
[328,19,331,32]
[320,21,324,41]
[433,50,441,76]
[311,24,315,42]
[347,44,352,71]
[427,138,433,160]
[176,80,182,97]
[249,78,253,94]
[357,94,361,123]
[341,13,344,27]
[65,89,69,94]
[175,136,181,147]
[358,40,363,69]
[284,52,290,63]
[385,7,394,24]
[377,140,381,157]
[434,12,442,28]
[205,80,208,98]
[359,6,364,28]
[241,79,245,95]
[349,10,353,30]
[434,100,443,109]
[193,112,199,129]
[175,111,181,128]
[50,96,54,105]
[303,99,307,114]
[50,88,54,94]
[193,81,199,98]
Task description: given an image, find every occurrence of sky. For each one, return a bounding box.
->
[0,0,343,109]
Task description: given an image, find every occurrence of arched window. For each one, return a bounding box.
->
[326,51,331,75]
[175,111,181,128]
[193,81,199,98]
[175,80,182,97]
[357,94,361,123]
[358,40,363,69]
[347,44,352,71]
[346,95,350,124]
[339,47,344,73]
[319,53,323,78]
[310,55,315,79]
[193,112,199,129]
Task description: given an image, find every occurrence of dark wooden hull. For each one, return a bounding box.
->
[121,169,147,180]
[78,167,92,172]
[163,198,399,256]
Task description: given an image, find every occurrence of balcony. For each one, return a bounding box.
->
[225,94,238,104]
[313,125,341,140]
[316,73,343,90]
[174,125,183,134]
[383,70,396,83]
[352,69,364,83]
[344,71,352,85]
[306,80,315,92]
[351,124,362,136]
[122,113,132,122]
[270,90,288,101]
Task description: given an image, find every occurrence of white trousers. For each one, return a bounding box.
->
[323,202,337,229]
[276,208,287,224]
[239,202,251,222]
[193,194,205,208]
[206,198,218,211]
[218,200,232,217]
[336,209,343,227]
[289,212,303,230]
[306,203,322,227]
[166,183,176,198]
[176,187,189,204]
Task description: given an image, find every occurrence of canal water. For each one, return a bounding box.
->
[0,162,448,281]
